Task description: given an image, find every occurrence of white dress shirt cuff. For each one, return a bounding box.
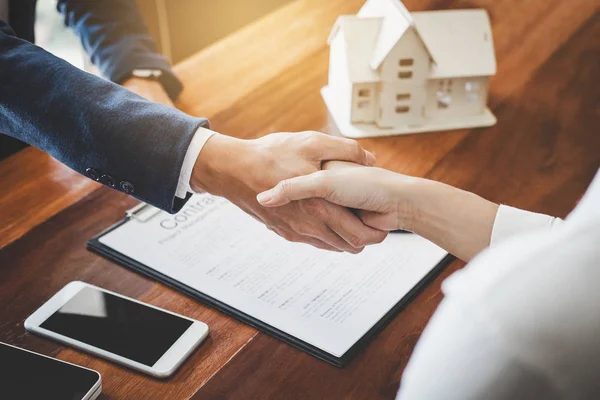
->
[175,127,217,198]
[490,205,563,245]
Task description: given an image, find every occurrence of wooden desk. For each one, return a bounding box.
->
[1,0,598,398]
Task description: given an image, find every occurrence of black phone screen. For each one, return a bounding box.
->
[40,286,193,366]
[0,342,100,399]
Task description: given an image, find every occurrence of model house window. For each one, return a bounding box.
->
[398,71,412,79]
[465,81,481,101]
[437,91,452,109]
[395,106,410,113]
[358,89,370,97]
[396,93,411,101]
[399,58,414,67]
[465,81,480,92]
[439,79,452,91]
[358,101,370,109]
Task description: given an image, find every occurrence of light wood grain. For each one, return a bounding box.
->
[0,148,99,249]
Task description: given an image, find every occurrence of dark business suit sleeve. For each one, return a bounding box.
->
[0,21,209,213]
[57,0,183,100]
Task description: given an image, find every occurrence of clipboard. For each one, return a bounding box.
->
[88,203,454,367]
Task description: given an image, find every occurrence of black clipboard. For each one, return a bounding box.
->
[87,205,454,367]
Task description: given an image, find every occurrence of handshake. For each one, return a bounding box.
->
[190,131,416,253]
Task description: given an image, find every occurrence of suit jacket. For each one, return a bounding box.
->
[0,0,209,213]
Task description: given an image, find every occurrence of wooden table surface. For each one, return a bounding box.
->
[1,0,598,399]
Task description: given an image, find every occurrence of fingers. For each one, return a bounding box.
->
[322,160,363,171]
[268,225,342,252]
[296,199,387,251]
[321,202,388,250]
[306,224,363,254]
[260,198,388,253]
[257,172,329,207]
[305,132,376,166]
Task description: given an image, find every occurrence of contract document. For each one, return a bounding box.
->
[89,194,450,366]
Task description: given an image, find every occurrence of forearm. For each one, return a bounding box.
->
[408,179,498,262]
[256,162,562,257]
[0,24,208,212]
[58,0,182,100]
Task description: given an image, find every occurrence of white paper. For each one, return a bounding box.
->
[99,194,447,357]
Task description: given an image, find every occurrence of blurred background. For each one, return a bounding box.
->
[35,0,82,68]
[35,0,293,67]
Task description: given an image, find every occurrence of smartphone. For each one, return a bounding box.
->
[25,281,209,378]
[0,341,102,400]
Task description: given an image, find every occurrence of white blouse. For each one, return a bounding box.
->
[396,170,600,400]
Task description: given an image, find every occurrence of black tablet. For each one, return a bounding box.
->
[0,342,102,400]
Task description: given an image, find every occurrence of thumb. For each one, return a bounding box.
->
[257,172,329,207]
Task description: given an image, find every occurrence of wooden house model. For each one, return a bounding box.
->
[322,0,497,138]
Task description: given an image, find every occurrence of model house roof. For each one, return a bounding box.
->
[328,16,382,83]
[328,0,496,82]
[412,10,496,78]
[357,0,414,70]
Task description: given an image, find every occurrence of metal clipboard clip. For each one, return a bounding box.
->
[125,203,162,223]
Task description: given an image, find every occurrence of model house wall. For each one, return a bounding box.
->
[352,83,377,123]
[327,16,384,125]
[376,28,430,127]
[378,28,430,84]
[328,32,353,123]
[424,77,489,120]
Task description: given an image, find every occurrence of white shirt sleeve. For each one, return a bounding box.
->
[395,297,561,400]
[490,205,563,245]
[175,127,217,198]
[397,171,600,400]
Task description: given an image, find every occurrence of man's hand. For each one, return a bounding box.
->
[191,132,388,253]
[121,77,174,107]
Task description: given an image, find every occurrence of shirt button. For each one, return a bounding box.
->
[85,168,99,181]
[120,181,135,194]
[100,174,116,187]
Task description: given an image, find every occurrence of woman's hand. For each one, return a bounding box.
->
[257,161,422,232]
[257,161,500,261]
